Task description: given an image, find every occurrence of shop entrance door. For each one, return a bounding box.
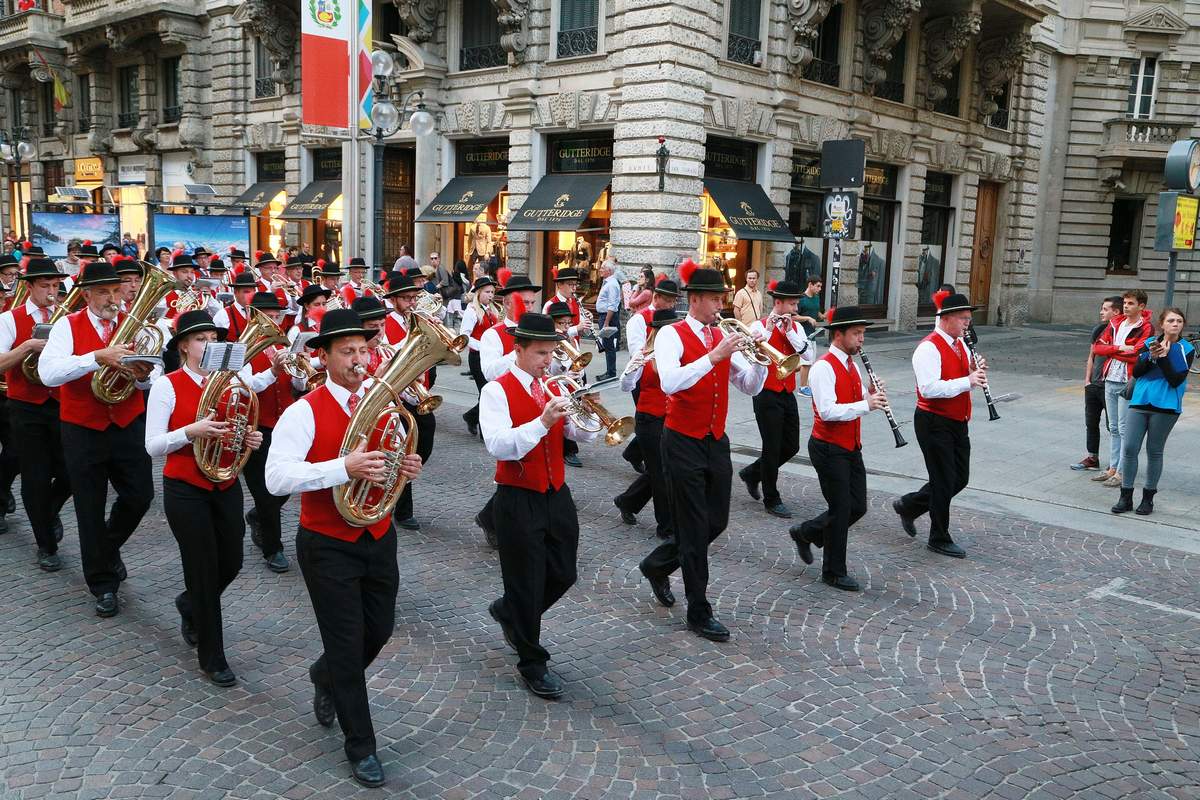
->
[969,182,999,317]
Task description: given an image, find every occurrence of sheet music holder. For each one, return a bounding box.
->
[31,323,53,340]
[200,342,248,373]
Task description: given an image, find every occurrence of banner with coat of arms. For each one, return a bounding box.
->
[301,0,351,129]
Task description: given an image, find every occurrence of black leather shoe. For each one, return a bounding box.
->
[95,592,118,618]
[265,551,289,573]
[765,503,792,519]
[522,671,565,700]
[738,467,761,501]
[3,488,14,514]
[351,754,386,788]
[639,565,675,607]
[927,541,967,559]
[312,673,335,727]
[788,529,813,565]
[462,412,479,437]
[821,574,861,592]
[687,616,731,642]
[613,498,636,525]
[37,550,62,572]
[180,614,198,648]
[475,510,497,548]
[564,453,583,468]
[395,517,421,531]
[205,668,237,688]
[246,511,262,551]
[53,515,63,543]
[893,500,918,537]
[488,600,519,652]
[1135,489,1156,516]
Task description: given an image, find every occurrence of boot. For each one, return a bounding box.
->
[1111,487,1134,514]
[1135,489,1156,516]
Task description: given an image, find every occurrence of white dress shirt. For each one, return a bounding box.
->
[0,299,54,354]
[479,365,598,461]
[912,327,971,399]
[144,364,263,456]
[653,315,767,397]
[265,378,380,496]
[1103,317,1138,383]
[625,311,649,356]
[211,302,250,331]
[479,318,518,380]
[808,345,870,422]
[748,317,811,367]
[543,293,582,339]
[459,303,491,351]
[38,307,157,389]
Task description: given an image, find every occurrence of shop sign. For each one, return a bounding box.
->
[791,154,822,191]
[312,147,343,181]
[549,134,613,174]
[925,172,954,207]
[117,157,147,185]
[457,140,510,176]
[257,151,287,182]
[1155,191,1199,251]
[74,156,104,183]
[821,191,857,239]
[863,162,899,199]
[704,136,757,182]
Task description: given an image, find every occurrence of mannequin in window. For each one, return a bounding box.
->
[472,222,493,261]
[572,236,592,270]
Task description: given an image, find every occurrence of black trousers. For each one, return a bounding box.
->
[492,484,579,680]
[164,478,244,673]
[614,412,672,538]
[1085,382,1105,456]
[898,410,970,544]
[744,389,801,506]
[393,401,435,522]
[796,438,867,579]
[61,419,154,597]
[297,525,399,762]
[621,386,643,465]
[464,349,486,427]
[640,430,731,623]
[9,399,71,553]
[244,426,288,557]
[0,394,20,495]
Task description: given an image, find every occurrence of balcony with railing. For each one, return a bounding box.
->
[161,105,181,124]
[459,43,505,71]
[1099,117,1193,161]
[726,33,760,66]
[802,57,840,87]
[254,77,276,99]
[556,25,597,58]
[116,111,139,128]
[0,4,62,53]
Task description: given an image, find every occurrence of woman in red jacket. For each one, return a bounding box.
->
[1089,289,1152,487]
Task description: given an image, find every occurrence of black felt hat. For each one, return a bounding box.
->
[298,283,332,306]
[192,246,211,257]
[677,260,726,293]
[316,260,342,277]
[767,279,803,299]
[552,267,581,282]
[352,296,388,321]
[169,253,196,270]
[308,308,374,350]
[495,273,541,296]
[250,291,285,311]
[652,278,681,297]
[546,301,573,319]
[650,308,678,328]
[932,290,978,316]
[383,270,422,297]
[347,257,368,268]
[77,241,100,258]
[76,261,121,287]
[472,276,496,292]
[825,305,871,329]
[207,257,227,273]
[20,257,68,280]
[113,257,143,276]
[231,272,259,288]
[227,247,247,260]
[506,312,565,341]
[167,309,220,351]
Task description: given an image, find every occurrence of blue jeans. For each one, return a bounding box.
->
[1103,380,1130,472]
[1121,408,1180,490]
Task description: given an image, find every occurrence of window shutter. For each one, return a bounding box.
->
[729,0,761,40]
[561,0,598,31]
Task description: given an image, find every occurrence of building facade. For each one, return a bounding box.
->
[0,0,1083,329]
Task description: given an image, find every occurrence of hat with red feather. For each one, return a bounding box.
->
[227,246,247,260]
[825,305,870,330]
[494,268,541,296]
[652,273,681,297]
[78,240,100,258]
[676,258,725,293]
[767,279,803,299]
[253,250,280,269]
[931,289,977,316]
[552,266,581,282]
[168,249,196,270]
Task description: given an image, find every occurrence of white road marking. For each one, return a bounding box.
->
[1088,578,1200,621]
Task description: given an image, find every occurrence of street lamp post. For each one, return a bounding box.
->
[369,50,436,272]
[0,129,35,241]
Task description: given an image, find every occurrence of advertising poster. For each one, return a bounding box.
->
[29,212,121,258]
[153,213,250,255]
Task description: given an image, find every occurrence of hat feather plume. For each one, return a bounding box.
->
[768,279,779,292]
[21,241,32,250]
[932,289,951,311]
[172,248,184,259]
[316,258,326,268]
[308,306,327,325]
[678,258,699,287]
[550,267,558,280]
[655,273,667,286]
[511,294,527,323]
[497,267,512,288]
[228,245,236,253]
[827,306,837,324]
[254,250,265,261]
[82,239,92,246]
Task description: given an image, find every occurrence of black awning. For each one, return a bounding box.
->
[507,173,610,231]
[278,180,342,220]
[415,175,508,223]
[227,182,286,214]
[703,177,794,242]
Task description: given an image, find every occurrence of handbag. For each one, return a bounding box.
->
[1119,377,1136,401]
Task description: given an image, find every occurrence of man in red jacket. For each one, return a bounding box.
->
[1090,288,1152,487]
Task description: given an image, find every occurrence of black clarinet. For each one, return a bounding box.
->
[963,340,1001,421]
[857,349,907,448]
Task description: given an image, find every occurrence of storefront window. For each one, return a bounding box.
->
[539,132,613,296]
[788,152,829,286]
[858,162,899,314]
[456,139,510,270]
[701,136,760,289]
[917,171,954,315]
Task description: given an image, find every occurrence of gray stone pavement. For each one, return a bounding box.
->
[2,328,1200,799]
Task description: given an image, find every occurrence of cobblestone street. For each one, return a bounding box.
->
[2,397,1200,799]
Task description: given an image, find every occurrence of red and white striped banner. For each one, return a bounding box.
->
[301,0,352,130]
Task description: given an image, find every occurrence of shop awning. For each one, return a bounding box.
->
[703,177,794,242]
[416,175,508,223]
[278,180,342,220]
[228,181,285,214]
[507,173,610,231]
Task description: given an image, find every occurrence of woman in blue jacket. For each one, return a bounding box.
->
[1112,308,1193,515]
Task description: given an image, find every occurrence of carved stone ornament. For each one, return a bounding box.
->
[233,0,298,88]
[491,0,529,63]
[785,0,843,75]
[131,112,158,153]
[861,0,922,90]
[395,0,438,44]
[922,10,981,109]
[977,33,1032,119]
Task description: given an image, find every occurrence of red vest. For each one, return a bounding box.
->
[384,313,406,346]
[470,307,495,341]
[640,308,653,325]
[761,318,798,394]
[811,352,863,451]
[225,305,250,340]
[250,350,294,428]
[299,386,391,541]
[162,370,237,491]
[493,372,565,492]
[915,333,972,422]
[5,305,55,404]
[490,320,515,354]
[664,321,730,440]
[635,359,667,418]
[59,310,144,430]
[544,295,581,326]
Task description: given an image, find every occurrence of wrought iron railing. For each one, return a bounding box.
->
[117,111,138,128]
[77,115,90,133]
[161,105,181,124]
[876,80,905,103]
[727,33,760,66]
[934,94,960,117]
[802,57,839,87]
[254,77,276,98]
[556,25,597,58]
[459,43,505,71]
[988,108,1010,130]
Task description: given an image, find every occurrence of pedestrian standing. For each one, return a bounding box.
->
[796,276,824,397]
[1090,289,1153,487]
[594,260,622,379]
[1070,295,1122,471]
[732,269,763,327]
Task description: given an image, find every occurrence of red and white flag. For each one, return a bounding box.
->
[301,0,351,129]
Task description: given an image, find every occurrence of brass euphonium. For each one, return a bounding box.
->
[193,308,290,481]
[716,317,801,382]
[541,374,634,447]
[22,285,84,385]
[10,278,29,309]
[334,313,462,527]
[376,342,442,414]
[554,337,593,373]
[411,292,469,352]
[91,265,176,404]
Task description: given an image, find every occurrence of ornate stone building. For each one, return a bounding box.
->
[1,0,1062,329]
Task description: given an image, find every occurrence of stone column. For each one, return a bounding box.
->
[503,91,537,276]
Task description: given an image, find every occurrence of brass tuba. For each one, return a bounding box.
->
[22,285,84,385]
[554,337,593,373]
[193,308,290,482]
[412,292,470,352]
[91,265,176,404]
[541,374,634,447]
[716,317,802,383]
[376,342,442,414]
[334,313,462,527]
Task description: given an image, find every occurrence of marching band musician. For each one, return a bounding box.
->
[620,277,680,474]
[541,267,592,342]
[0,254,21,527]
[290,283,332,343]
[613,308,678,539]
[0,257,70,566]
[479,312,599,700]
[379,270,434,532]
[113,256,144,311]
[144,310,263,687]
[206,257,230,293]
[241,292,300,574]
[458,275,497,437]
[350,296,389,375]
[99,242,122,264]
[212,272,260,338]
[191,246,212,276]
[227,247,249,276]
[892,291,986,559]
[316,259,344,306]
[340,257,376,306]
[546,301,584,468]
[738,280,811,519]
[38,260,157,618]
[0,253,20,312]
[265,308,423,789]
[636,261,767,642]
[161,251,216,320]
[787,307,888,591]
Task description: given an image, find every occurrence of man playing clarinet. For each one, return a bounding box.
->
[893,291,987,558]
